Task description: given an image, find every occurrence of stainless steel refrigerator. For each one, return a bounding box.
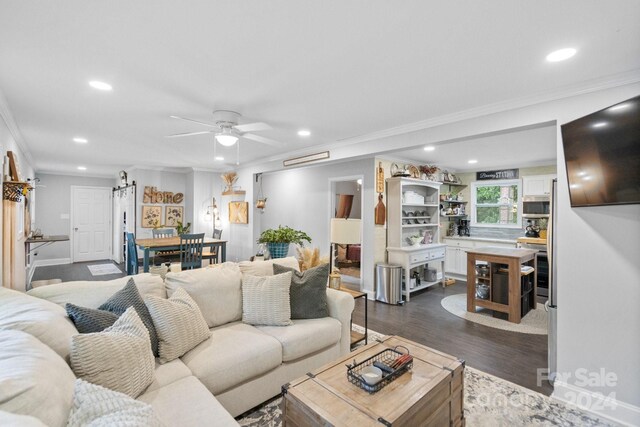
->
[546,178,558,383]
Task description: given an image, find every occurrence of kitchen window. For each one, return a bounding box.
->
[471,179,522,228]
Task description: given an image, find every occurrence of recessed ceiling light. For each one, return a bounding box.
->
[77,166,87,171]
[468,159,478,164]
[297,130,311,137]
[215,156,224,161]
[423,146,435,152]
[546,48,577,62]
[73,137,88,143]
[592,122,608,128]
[89,80,112,91]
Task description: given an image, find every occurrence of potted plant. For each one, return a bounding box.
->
[176,221,191,236]
[257,225,312,259]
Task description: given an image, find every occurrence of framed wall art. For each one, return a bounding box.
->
[229,201,249,224]
[165,205,184,227]
[141,205,162,228]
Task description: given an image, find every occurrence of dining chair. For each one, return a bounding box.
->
[126,233,138,275]
[180,233,205,270]
[152,228,178,264]
[203,229,223,265]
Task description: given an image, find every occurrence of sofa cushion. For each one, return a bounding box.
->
[242,272,293,326]
[67,379,162,427]
[0,411,47,427]
[0,330,75,427]
[257,317,342,362]
[181,322,282,395]
[273,263,330,319]
[70,308,155,398]
[0,288,78,362]
[138,376,239,427]
[164,263,242,328]
[27,273,166,309]
[144,359,193,394]
[238,256,300,276]
[145,288,211,364]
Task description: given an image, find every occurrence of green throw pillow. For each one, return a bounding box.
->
[65,278,159,356]
[273,263,329,319]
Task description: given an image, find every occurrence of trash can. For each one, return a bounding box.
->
[376,264,403,305]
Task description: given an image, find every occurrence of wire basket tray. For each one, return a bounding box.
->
[347,346,413,394]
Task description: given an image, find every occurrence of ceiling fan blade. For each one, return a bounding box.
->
[170,115,218,128]
[166,130,216,138]
[233,122,272,133]
[242,133,285,147]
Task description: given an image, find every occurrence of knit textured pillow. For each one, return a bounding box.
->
[273,263,330,319]
[242,272,293,326]
[70,307,155,398]
[144,287,211,364]
[65,278,159,356]
[67,379,162,427]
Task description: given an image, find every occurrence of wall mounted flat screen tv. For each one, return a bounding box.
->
[561,95,640,207]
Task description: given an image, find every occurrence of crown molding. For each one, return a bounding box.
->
[35,170,117,179]
[0,89,35,167]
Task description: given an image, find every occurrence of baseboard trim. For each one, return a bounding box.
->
[33,258,72,268]
[552,381,640,426]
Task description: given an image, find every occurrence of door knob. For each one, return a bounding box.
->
[74,228,78,231]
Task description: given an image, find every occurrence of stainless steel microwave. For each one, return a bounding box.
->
[522,195,550,218]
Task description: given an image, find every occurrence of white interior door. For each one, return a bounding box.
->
[72,187,112,262]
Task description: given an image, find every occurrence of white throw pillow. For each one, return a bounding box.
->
[164,263,242,328]
[0,330,75,427]
[0,288,78,362]
[242,272,293,326]
[238,256,300,277]
[70,307,155,398]
[67,379,162,427]
[144,287,211,364]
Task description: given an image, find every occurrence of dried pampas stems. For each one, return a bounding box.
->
[296,246,329,271]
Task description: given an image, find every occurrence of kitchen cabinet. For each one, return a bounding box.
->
[522,174,557,196]
[444,238,516,277]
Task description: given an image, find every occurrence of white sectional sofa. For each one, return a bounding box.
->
[0,258,355,426]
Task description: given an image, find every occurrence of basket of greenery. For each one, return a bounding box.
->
[257,225,312,259]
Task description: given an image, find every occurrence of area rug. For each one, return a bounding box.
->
[238,327,611,427]
[87,263,123,276]
[441,293,548,335]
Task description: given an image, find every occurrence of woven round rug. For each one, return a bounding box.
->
[441,294,548,335]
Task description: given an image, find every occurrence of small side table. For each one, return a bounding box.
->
[337,286,368,348]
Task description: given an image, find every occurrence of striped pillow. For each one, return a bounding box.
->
[144,288,211,364]
[70,308,155,398]
[242,272,293,326]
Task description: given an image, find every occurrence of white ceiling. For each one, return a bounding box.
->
[0,1,639,176]
[389,124,558,172]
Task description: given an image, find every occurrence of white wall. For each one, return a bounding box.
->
[254,158,376,294]
[33,173,116,263]
[190,170,224,238]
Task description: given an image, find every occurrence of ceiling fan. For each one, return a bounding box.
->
[167,110,284,148]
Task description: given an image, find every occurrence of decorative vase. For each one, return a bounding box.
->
[267,242,290,259]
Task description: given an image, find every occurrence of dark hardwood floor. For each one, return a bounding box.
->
[353,281,553,396]
[32,260,126,283]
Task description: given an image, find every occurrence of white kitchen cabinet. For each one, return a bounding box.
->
[444,238,516,277]
[523,174,557,196]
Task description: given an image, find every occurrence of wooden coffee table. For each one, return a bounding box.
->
[282,336,465,426]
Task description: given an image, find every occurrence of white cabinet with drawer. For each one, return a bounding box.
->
[387,244,447,302]
[444,238,516,277]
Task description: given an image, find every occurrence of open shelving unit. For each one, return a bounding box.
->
[440,182,467,221]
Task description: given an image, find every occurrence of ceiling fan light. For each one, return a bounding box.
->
[216,134,238,146]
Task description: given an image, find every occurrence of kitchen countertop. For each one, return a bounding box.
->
[443,236,517,245]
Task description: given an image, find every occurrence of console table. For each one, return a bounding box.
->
[387,244,447,302]
[466,247,537,323]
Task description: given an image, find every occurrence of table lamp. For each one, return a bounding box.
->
[329,218,362,288]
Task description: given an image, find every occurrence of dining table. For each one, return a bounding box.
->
[135,236,227,272]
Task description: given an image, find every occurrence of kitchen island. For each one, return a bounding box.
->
[466,247,538,323]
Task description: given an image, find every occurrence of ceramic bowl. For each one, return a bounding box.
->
[360,365,383,385]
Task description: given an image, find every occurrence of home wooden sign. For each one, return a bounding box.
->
[143,186,184,204]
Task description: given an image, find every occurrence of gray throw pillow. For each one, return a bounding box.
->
[273,263,330,319]
[65,278,159,356]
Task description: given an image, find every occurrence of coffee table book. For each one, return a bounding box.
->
[282,336,465,426]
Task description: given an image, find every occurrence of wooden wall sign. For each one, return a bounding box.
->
[143,186,184,204]
[476,169,519,180]
[229,201,249,224]
[376,162,385,194]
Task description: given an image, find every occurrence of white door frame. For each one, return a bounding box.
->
[70,186,113,263]
[328,175,365,289]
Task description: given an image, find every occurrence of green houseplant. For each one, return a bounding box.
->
[257,225,312,259]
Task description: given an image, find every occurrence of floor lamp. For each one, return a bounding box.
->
[329,218,362,289]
